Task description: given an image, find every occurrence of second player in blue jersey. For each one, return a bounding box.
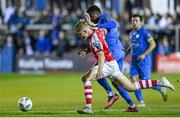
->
[129,14,167,107]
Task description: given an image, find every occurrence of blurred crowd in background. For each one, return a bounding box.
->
[0,0,180,57]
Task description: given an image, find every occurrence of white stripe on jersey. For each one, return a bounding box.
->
[93,32,100,42]
[91,32,103,51]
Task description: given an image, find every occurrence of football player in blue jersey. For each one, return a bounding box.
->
[79,5,138,112]
[129,14,167,107]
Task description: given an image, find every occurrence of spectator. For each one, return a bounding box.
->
[157,36,173,55]
[35,30,51,55]
[23,32,34,56]
[4,4,15,24]
[65,11,78,47]
[51,7,61,55]
[37,7,52,24]
[7,9,22,34]
[56,31,65,57]
[6,34,13,48]
[147,13,158,27]
[0,34,7,49]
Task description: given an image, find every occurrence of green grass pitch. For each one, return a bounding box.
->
[0,73,180,117]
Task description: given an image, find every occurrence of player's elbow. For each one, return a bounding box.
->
[152,41,156,49]
[154,42,156,48]
[150,40,156,49]
[97,51,104,58]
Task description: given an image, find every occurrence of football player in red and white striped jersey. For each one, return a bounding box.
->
[74,19,175,114]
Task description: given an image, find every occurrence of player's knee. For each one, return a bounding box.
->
[81,76,87,82]
[126,86,135,92]
[111,80,118,87]
[131,79,135,83]
[131,77,138,83]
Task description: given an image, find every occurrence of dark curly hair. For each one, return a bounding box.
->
[87,5,101,14]
[86,5,101,23]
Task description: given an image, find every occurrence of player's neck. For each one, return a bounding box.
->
[88,29,94,38]
[134,26,141,31]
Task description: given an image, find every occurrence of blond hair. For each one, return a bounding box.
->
[74,19,90,34]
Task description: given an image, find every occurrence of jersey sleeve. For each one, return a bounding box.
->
[91,33,103,53]
[143,29,154,43]
[97,13,116,29]
[96,20,116,29]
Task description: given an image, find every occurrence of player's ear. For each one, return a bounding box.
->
[84,30,87,34]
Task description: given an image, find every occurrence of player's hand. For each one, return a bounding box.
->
[137,54,146,61]
[96,70,104,79]
[84,12,97,27]
[88,21,97,27]
[100,28,107,35]
[78,50,87,57]
[84,12,91,22]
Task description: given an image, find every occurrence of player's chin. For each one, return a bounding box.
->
[82,37,87,40]
[133,25,138,29]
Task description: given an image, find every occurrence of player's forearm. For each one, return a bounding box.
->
[143,40,156,55]
[125,44,131,55]
[97,51,105,72]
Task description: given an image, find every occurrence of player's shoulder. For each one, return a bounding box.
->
[140,27,150,34]
[129,30,134,36]
[94,28,102,35]
[99,13,110,19]
[92,28,103,40]
[99,13,113,22]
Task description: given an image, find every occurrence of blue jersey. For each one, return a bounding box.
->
[129,27,152,64]
[97,13,124,60]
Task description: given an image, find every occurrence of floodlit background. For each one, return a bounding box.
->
[0,0,180,117]
[0,0,180,73]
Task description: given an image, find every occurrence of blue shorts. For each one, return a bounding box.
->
[130,60,151,80]
[116,56,124,71]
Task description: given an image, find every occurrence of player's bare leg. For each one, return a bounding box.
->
[131,76,168,107]
[77,67,98,114]
[77,66,175,114]
[112,74,175,92]
[110,80,138,112]
[131,77,146,107]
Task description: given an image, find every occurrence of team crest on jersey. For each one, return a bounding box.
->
[147,33,153,38]
[136,34,139,38]
[92,41,102,49]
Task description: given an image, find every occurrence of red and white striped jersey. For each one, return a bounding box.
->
[89,28,114,62]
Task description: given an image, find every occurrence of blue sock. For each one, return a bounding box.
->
[152,86,161,91]
[97,77,114,96]
[112,82,133,105]
[135,86,161,102]
[135,89,143,102]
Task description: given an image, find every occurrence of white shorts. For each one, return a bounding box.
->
[93,60,122,77]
